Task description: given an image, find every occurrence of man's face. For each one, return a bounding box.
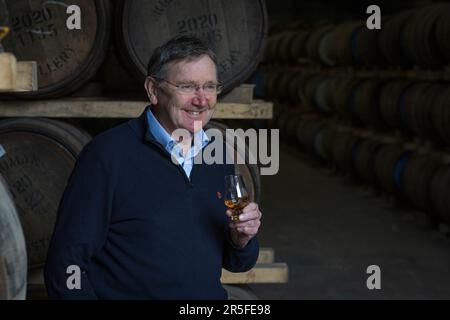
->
[146,55,218,134]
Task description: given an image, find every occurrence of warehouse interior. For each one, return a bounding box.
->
[1,0,450,300]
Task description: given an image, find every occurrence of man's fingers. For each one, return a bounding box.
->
[236,226,258,236]
[233,219,260,229]
[243,202,258,214]
[238,210,262,222]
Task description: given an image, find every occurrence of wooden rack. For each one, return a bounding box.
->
[0,83,273,120]
[0,98,273,119]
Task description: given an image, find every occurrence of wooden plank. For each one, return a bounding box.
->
[221,263,288,284]
[0,99,273,119]
[28,262,289,286]
[256,247,274,264]
[14,61,38,92]
[219,84,254,104]
[0,53,37,92]
[0,52,16,91]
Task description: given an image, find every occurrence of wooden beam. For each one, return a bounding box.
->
[0,52,16,91]
[221,263,288,284]
[219,84,255,104]
[257,247,274,264]
[0,99,273,119]
[213,100,272,119]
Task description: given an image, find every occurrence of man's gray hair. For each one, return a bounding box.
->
[147,35,219,80]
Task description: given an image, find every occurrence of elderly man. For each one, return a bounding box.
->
[44,36,262,299]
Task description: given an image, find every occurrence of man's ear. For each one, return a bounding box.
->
[144,76,158,105]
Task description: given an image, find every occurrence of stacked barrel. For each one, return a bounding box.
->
[1,0,267,98]
[264,3,450,228]
[0,119,93,299]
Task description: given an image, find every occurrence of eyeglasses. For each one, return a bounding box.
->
[154,77,223,95]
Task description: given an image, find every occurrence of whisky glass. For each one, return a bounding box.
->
[224,175,249,222]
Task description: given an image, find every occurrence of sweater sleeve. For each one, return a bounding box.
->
[222,232,259,272]
[44,143,113,299]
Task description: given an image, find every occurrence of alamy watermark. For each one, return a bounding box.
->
[171,121,279,175]
[366,265,381,290]
[66,265,81,290]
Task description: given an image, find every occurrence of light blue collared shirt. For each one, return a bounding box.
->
[146,107,209,178]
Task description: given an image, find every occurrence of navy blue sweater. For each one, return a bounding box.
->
[44,107,259,299]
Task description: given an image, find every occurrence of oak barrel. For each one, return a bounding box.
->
[379,79,415,129]
[430,165,450,224]
[331,131,360,174]
[204,121,261,204]
[352,22,385,66]
[0,118,91,269]
[0,174,27,300]
[378,10,413,67]
[306,24,335,66]
[330,76,361,121]
[403,5,447,68]
[431,87,450,145]
[351,79,385,129]
[283,114,303,143]
[435,4,450,64]
[373,144,411,195]
[115,0,268,94]
[402,154,441,212]
[2,0,111,98]
[399,82,433,135]
[353,138,382,187]
[406,83,443,141]
[296,117,333,161]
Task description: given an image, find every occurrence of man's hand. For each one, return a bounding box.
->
[226,202,262,248]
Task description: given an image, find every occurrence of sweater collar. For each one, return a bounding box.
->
[130,105,210,150]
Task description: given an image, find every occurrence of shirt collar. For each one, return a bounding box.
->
[146,106,174,150]
[146,106,209,156]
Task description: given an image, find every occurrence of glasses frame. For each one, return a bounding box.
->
[154,77,223,95]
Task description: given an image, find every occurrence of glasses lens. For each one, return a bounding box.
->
[203,84,217,93]
[178,84,196,94]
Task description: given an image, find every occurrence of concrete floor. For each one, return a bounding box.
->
[248,143,450,299]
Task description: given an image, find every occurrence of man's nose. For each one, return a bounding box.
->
[191,89,208,106]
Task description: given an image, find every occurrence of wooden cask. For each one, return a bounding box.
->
[402,154,441,212]
[403,5,447,68]
[353,138,382,187]
[378,10,413,67]
[115,0,268,94]
[204,121,261,204]
[2,0,111,98]
[379,79,415,129]
[373,144,411,195]
[0,173,27,300]
[351,79,385,129]
[431,87,450,145]
[331,131,360,174]
[430,165,450,224]
[0,118,91,269]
